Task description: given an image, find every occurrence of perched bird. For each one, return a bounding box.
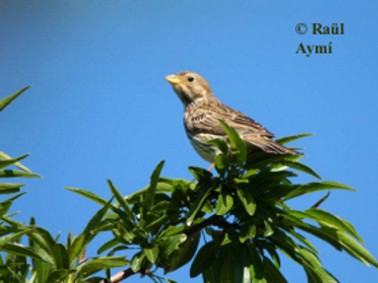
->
[165,71,299,163]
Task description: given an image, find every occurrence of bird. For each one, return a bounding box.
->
[165,71,300,163]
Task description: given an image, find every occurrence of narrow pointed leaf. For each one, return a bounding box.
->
[0,229,33,247]
[280,160,321,179]
[262,257,288,283]
[47,270,73,283]
[107,180,134,221]
[77,256,129,278]
[305,208,363,242]
[0,170,40,178]
[1,243,51,264]
[65,186,108,206]
[219,120,247,165]
[0,183,24,194]
[0,151,31,172]
[0,154,29,170]
[297,247,338,283]
[190,241,218,277]
[144,161,165,213]
[52,244,69,269]
[335,230,378,268]
[186,189,211,226]
[284,181,355,200]
[247,243,268,282]
[0,86,30,111]
[275,133,312,145]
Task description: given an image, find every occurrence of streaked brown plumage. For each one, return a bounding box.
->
[165,71,299,162]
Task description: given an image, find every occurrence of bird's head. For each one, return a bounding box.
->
[165,71,213,107]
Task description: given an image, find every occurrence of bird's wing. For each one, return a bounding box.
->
[186,102,274,138]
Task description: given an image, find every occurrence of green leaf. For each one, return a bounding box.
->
[65,186,108,206]
[46,270,73,283]
[69,234,86,264]
[280,160,321,179]
[214,153,227,174]
[167,231,201,273]
[0,183,24,194]
[242,168,259,179]
[83,201,110,236]
[239,225,256,243]
[0,170,40,178]
[0,229,33,247]
[284,181,355,200]
[127,179,175,202]
[0,192,26,215]
[0,154,29,170]
[51,244,69,269]
[270,229,303,263]
[0,200,13,216]
[107,180,134,221]
[97,238,120,255]
[297,247,338,283]
[207,138,228,155]
[144,161,165,214]
[131,252,146,272]
[216,193,234,215]
[305,208,363,242]
[262,257,288,283]
[263,220,274,237]
[218,243,239,283]
[247,243,268,282]
[188,166,212,182]
[190,241,218,277]
[335,230,378,268]
[77,256,129,278]
[145,246,159,264]
[247,153,289,170]
[159,233,187,258]
[285,211,378,268]
[1,243,51,264]
[275,133,313,145]
[236,188,256,216]
[218,120,247,165]
[186,188,212,226]
[0,86,30,111]
[69,202,111,263]
[282,212,343,251]
[284,227,318,254]
[311,192,331,208]
[28,226,58,263]
[258,241,281,268]
[0,151,31,172]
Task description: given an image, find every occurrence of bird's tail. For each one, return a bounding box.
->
[248,137,302,156]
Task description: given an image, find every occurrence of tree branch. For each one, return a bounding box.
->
[100,268,135,283]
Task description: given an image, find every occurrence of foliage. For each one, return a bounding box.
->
[0,89,128,283]
[67,127,378,282]
[1,88,377,282]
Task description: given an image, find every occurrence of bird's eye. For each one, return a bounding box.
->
[187,76,195,82]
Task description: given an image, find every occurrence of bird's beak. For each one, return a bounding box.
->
[165,75,181,85]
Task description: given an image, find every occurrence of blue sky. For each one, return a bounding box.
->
[1,1,378,282]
